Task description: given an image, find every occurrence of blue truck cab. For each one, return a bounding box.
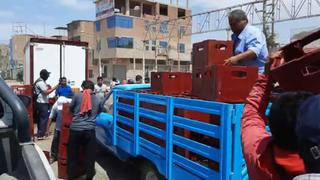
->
[96,84,249,180]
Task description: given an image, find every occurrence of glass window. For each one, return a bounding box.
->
[152,41,156,51]
[95,21,101,32]
[160,22,168,33]
[107,37,134,49]
[107,16,133,29]
[143,40,149,51]
[178,43,185,53]
[179,26,186,37]
[159,41,168,48]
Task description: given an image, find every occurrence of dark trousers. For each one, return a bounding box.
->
[50,130,60,160]
[67,129,96,179]
[36,102,49,137]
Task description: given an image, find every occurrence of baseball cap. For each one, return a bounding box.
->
[296,95,320,160]
[40,69,51,75]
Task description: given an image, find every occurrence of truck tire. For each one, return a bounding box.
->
[139,161,162,180]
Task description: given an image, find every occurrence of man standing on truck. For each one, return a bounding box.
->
[34,69,58,140]
[224,9,268,73]
[68,80,100,179]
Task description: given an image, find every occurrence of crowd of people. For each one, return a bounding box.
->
[33,69,148,179]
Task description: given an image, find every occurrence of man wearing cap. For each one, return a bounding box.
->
[48,96,72,162]
[294,95,320,179]
[224,9,268,73]
[34,69,58,140]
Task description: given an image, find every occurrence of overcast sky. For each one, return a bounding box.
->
[0,0,319,45]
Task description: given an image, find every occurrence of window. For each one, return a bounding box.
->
[102,65,108,78]
[143,40,149,51]
[107,37,134,49]
[151,25,157,32]
[159,41,168,48]
[179,26,186,37]
[160,22,168,33]
[143,3,154,15]
[95,21,101,32]
[178,8,186,18]
[160,4,168,16]
[89,70,94,78]
[107,16,133,29]
[178,43,185,53]
[152,41,156,51]
[144,20,150,31]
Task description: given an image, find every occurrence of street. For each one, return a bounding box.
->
[36,124,140,180]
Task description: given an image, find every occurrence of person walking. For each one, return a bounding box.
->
[34,69,58,140]
[68,80,100,179]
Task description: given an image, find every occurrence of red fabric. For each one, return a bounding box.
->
[80,89,92,115]
[273,146,305,176]
[241,74,305,180]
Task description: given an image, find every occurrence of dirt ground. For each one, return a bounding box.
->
[35,123,139,180]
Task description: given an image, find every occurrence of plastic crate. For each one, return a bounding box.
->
[193,40,233,70]
[280,29,320,62]
[201,65,258,103]
[11,85,34,137]
[151,72,192,95]
[191,69,203,97]
[271,49,320,93]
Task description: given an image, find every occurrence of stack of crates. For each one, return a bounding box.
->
[58,104,85,179]
[192,39,258,103]
[57,104,73,179]
[271,29,320,93]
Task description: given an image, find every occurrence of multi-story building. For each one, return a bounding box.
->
[67,20,99,81]
[94,0,192,81]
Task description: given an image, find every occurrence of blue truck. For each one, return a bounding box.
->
[96,84,248,180]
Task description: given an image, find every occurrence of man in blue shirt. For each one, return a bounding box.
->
[224,9,268,73]
[56,77,73,98]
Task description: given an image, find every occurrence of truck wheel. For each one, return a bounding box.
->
[139,162,162,180]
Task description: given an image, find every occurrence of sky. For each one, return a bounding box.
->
[0,0,319,45]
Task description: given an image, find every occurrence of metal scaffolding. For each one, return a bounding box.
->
[145,0,320,39]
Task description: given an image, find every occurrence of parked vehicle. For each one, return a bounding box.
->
[24,38,89,91]
[0,77,55,180]
[96,85,248,180]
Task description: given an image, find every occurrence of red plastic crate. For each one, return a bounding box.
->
[151,72,192,95]
[61,104,73,127]
[193,40,233,70]
[11,85,34,137]
[59,143,68,160]
[280,29,320,62]
[271,49,320,93]
[201,65,258,103]
[58,159,68,179]
[192,69,203,97]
